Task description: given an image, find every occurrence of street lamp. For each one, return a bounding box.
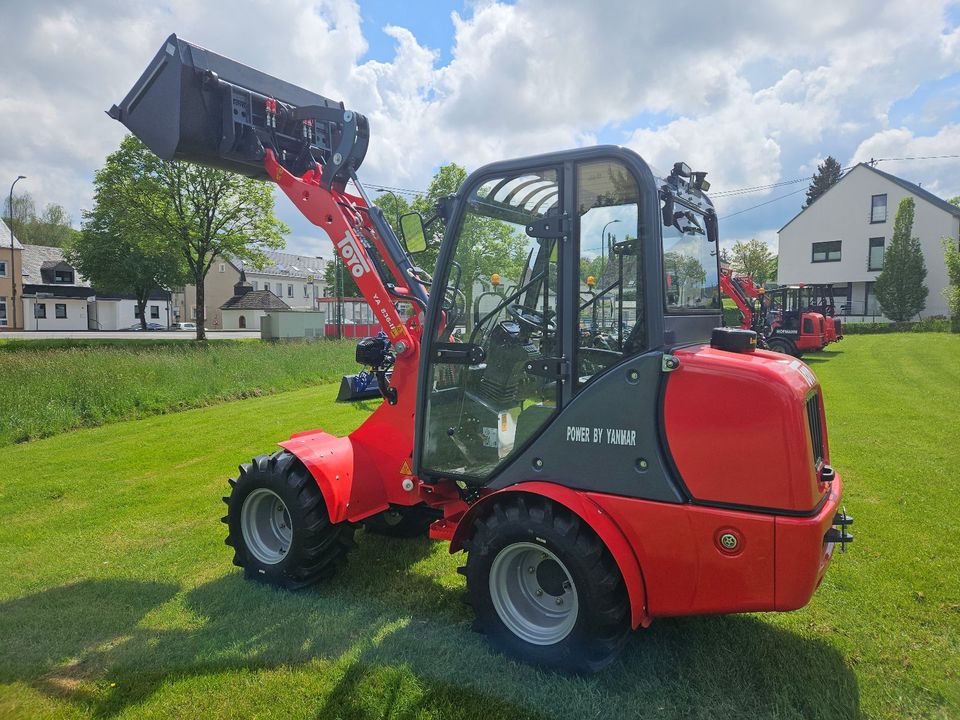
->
[8,175,26,330]
[600,218,620,279]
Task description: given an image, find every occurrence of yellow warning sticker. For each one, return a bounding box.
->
[399,460,412,475]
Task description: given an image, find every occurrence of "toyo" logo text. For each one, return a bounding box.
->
[337,232,372,278]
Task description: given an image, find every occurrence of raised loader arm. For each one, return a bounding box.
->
[109,33,427,356]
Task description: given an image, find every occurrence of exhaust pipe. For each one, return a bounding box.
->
[108,34,368,187]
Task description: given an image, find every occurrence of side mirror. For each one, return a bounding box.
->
[399,212,428,254]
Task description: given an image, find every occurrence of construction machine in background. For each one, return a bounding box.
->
[720,270,831,356]
[110,34,852,672]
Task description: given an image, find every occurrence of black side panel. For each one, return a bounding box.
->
[487,351,686,503]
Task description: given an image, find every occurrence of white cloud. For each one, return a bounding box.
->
[0,0,957,250]
[849,125,960,200]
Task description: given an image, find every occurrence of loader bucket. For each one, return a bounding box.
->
[108,34,367,182]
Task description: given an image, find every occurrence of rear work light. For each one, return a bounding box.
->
[108,34,368,189]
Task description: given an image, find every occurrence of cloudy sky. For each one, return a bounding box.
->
[1,0,958,261]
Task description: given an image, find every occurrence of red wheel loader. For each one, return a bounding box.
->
[111,35,852,673]
[720,271,828,357]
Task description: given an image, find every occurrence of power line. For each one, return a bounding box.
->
[714,154,960,219]
[364,182,425,197]
[870,154,960,163]
[712,154,959,198]
[718,186,808,221]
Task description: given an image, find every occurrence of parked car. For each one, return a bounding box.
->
[127,322,166,331]
[171,322,197,331]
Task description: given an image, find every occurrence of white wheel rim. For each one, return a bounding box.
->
[489,542,578,645]
[241,488,293,565]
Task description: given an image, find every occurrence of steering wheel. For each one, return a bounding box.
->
[506,304,555,335]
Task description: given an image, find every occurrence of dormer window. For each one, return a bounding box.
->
[54,269,74,284]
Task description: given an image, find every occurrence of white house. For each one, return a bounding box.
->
[219,271,291,330]
[778,163,960,319]
[174,250,327,329]
[19,244,172,331]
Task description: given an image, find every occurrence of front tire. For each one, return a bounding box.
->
[223,450,354,589]
[464,496,630,673]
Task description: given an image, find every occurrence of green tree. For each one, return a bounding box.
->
[875,196,927,322]
[941,195,960,332]
[408,163,467,275]
[3,192,79,247]
[67,226,185,331]
[803,156,843,208]
[68,152,188,328]
[323,257,360,297]
[941,237,960,332]
[100,136,287,339]
[664,252,707,306]
[449,206,529,333]
[730,238,777,286]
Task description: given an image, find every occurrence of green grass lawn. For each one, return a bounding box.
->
[1,334,957,719]
[0,339,356,447]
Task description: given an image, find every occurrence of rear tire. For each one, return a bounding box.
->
[464,496,630,673]
[363,506,438,538]
[223,450,354,589]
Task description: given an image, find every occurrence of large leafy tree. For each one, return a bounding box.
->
[803,156,843,208]
[68,157,187,328]
[730,238,777,286]
[67,227,185,330]
[98,136,287,339]
[875,196,928,322]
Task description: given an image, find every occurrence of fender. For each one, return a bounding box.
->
[279,429,389,524]
[450,482,650,629]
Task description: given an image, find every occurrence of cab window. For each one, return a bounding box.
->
[576,160,642,386]
[421,168,562,481]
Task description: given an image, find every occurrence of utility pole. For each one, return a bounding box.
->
[8,175,26,330]
[336,255,343,340]
[600,218,620,282]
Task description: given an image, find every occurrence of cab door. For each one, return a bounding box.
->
[417,166,566,483]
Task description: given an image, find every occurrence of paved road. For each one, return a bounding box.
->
[0,330,262,340]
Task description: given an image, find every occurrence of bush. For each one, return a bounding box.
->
[842,318,951,334]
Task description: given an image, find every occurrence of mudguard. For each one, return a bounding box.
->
[279,429,388,524]
[450,482,650,629]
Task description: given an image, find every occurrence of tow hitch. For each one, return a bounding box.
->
[825,506,854,552]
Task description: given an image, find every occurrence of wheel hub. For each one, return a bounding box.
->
[489,542,578,645]
[241,488,293,565]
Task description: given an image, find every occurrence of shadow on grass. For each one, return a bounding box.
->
[0,543,859,719]
[803,348,845,365]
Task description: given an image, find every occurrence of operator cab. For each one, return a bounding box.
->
[414,146,721,490]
